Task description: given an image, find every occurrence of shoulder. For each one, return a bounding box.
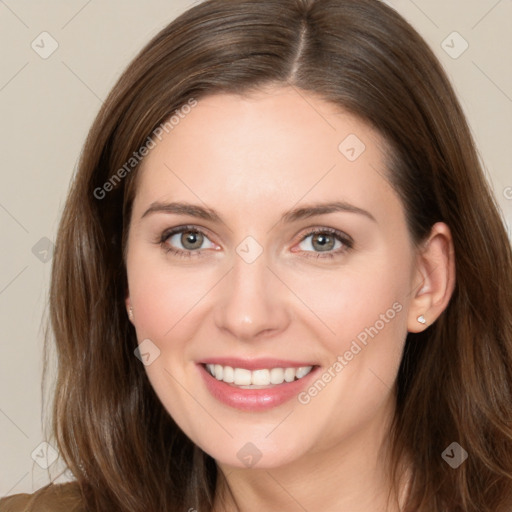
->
[0,481,85,512]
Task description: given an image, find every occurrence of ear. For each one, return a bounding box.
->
[125,294,134,324]
[407,222,456,332]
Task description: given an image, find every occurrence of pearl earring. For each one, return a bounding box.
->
[417,315,426,324]
[128,306,134,320]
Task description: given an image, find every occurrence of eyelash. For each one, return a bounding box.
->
[158,225,354,260]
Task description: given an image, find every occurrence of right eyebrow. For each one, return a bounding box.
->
[141,201,222,223]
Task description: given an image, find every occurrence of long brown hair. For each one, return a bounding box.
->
[46,0,512,510]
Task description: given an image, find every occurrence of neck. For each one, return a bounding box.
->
[212,394,409,512]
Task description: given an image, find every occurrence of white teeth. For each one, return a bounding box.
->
[252,369,270,385]
[233,368,252,385]
[205,364,314,386]
[296,366,312,379]
[284,368,296,382]
[269,367,284,384]
[222,365,234,383]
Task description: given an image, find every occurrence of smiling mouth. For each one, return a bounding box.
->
[203,363,316,388]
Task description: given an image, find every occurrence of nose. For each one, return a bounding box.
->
[214,251,291,342]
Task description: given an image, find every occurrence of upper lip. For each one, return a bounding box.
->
[199,357,318,370]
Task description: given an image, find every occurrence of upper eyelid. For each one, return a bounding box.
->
[161,225,212,239]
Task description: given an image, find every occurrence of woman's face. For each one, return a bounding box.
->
[125,86,420,469]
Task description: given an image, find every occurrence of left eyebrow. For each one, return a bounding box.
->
[281,201,377,224]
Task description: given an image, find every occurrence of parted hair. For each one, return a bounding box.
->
[45,0,512,510]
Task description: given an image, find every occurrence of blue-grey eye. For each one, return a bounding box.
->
[299,232,343,252]
[165,229,215,251]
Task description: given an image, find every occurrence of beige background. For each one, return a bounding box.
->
[0,0,511,497]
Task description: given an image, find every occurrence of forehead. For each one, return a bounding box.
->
[132,87,401,225]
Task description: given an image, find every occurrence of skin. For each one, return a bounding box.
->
[125,86,455,512]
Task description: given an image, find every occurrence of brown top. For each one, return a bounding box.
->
[0,482,85,512]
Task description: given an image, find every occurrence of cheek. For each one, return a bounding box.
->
[306,269,408,414]
[290,258,409,421]
[127,253,217,343]
[126,254,218,432]
[290,258,409,356]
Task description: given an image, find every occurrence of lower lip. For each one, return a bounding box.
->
[197,364,319,412]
